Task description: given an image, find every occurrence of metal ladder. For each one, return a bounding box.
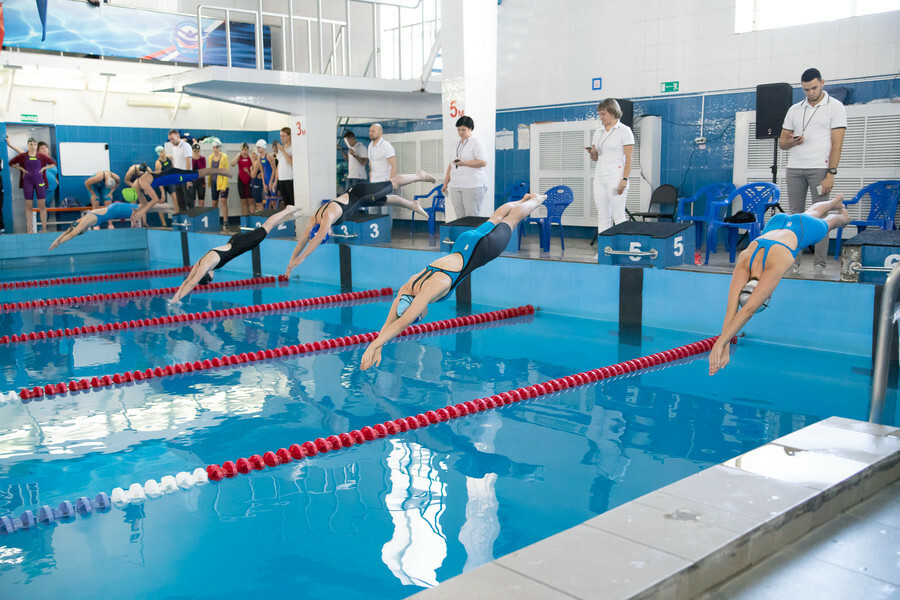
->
[869,261,900,424]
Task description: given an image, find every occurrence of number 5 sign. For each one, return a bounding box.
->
[449,100,464,119]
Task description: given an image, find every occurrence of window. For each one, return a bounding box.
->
[735,0,898,33]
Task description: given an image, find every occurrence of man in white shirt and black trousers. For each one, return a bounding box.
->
[779,68,847,274]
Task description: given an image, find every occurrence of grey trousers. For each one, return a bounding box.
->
[449,185,487,218]
[786,167,829,267]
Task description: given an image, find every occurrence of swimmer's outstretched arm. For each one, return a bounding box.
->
[360,287,435,370]
[172,252,220,302]
[49,212,100,250]
[708,267,780,376]
[285,214,333,278]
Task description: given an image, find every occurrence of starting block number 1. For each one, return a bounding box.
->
[201,216,209,228]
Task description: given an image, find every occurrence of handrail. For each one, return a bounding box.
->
[869,261,900,424]
[194,0,433,78]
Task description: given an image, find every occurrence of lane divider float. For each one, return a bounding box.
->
[0,266,191,290]
[204,336,728,482]
[15,305,535,401]
[0,335,726,535]
[0,287,394,345]
[1,276,278,312]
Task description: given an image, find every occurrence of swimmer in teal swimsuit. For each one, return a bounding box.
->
[708,195,850,375]
[49,201,175,250]
[360,192,547,370]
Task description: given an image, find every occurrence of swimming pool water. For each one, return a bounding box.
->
[0,258,880,599]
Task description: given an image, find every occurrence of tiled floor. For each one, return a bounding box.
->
[703,479,900,599]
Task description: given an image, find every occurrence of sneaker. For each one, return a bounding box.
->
[813,265,826,276]
[791,263,801,274]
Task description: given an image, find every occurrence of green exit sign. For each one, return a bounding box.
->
[660,81,680,93]
[20,114,38,123]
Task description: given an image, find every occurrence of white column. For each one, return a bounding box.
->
[288,92,339,219]
[441,0,497,220]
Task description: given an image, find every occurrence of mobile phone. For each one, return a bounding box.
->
[816,185,824,196]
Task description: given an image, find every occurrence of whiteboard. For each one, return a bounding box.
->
[59,142,110,176]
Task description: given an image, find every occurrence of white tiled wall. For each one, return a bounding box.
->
[497,0,900,109]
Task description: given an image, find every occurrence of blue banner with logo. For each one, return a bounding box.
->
[5,2,272,68]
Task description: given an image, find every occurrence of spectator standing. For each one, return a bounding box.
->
[251,140,268,212]
[235,142,254,216]
[207,139,230,228]
[38,142,58,207]
[339,130,368,189]
[274,127,294,206]
[367,123,396,182]
[9,137,56,234]
[185,142,206,209]
[779,67,847,275]
[586,98,634,233]
[168,129,192,213]
[442,116,488,217]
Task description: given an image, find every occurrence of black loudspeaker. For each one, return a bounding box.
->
[755,83,793,139]
[617,99,634,129]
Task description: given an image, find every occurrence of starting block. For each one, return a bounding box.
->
[841,229,900,284]
[597,221,694,268]
[172,207,219,232]
[440,217,518,254]
[329,213,391,245]
[240,210,296,238]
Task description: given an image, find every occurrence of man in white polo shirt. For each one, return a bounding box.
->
[168,129,193,211]
[339,130,368,189]
[367,123,396,183]
[779,68,847,274]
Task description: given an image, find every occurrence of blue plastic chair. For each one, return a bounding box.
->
[676,182,735,250]
[705,182,780,264]
[833,180,900,259]
[411,184,445,240]
[506,181,529,204]
[517,185,574,252]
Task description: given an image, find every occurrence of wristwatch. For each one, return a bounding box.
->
[622,177,628,181]
[827,168,837,175]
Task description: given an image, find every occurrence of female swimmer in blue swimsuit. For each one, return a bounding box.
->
[49,201,175,250]
[709,195,850,375]
[360,192,547,370]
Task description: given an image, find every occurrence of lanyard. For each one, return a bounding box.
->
[800,96,827,135]
[596,123,617,154]
[456,137,470,159]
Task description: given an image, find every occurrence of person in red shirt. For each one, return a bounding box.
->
[235,143,254,216]
[9,137,56,233]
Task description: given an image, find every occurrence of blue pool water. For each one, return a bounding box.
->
[0,257,880,599]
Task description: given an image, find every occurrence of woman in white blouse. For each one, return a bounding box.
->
[586,98,634,232]
[442,116,489,218]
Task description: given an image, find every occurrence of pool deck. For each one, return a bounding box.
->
[409,416,900,600]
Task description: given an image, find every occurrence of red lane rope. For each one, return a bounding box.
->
[0,266,192,290]
[203,335,728,482]
[0,287,394,345]
[17,305,535,400]
[1,276,279,312]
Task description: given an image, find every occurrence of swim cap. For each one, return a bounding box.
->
[396,294,423,324]
[309,223,330,243]
[138,162,149,173]
[106,177,116,189]
[199,272,213,286]
[738,278,769,313]
[122,188,138,203]
[256,139,267,148]
[155,146,165,154]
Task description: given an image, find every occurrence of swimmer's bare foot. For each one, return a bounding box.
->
[830,194,845,210]
[417,170,437,184]
[413,200,428,218]
[534,194,547,204]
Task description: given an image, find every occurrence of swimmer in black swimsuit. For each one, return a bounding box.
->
[283,170,437,278]
[171,205,305,302]
[360,192,546,370]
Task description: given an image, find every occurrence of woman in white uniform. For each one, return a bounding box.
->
[442,116,489,218]
[586,98,634,233]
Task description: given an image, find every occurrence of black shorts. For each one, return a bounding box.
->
[238,179,252,199]
[278,180,294,206]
